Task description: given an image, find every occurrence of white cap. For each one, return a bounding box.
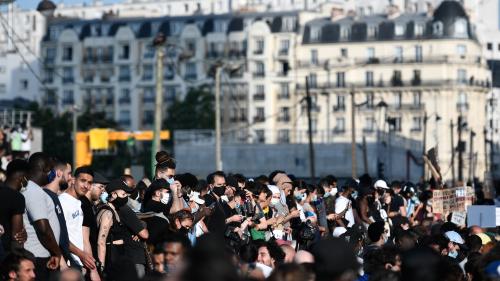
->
[374,179,389,189]
[189,191,205,205]
[445,231,465,245]
[333,227,347,237]
[267,185,280,195]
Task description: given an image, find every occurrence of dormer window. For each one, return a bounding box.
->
[414,23,424,36]
[455,18,467,37]
[214,20,227,33]
[282,17,296,32]
[310,26,321,42]
[340,26,350,40]
[395,23,405,36]
[367,25,378,38]
[433,21,443,36]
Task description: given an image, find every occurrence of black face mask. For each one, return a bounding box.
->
[130,190,139,201]
[111,196,128,208]
[213,186,226,197]
[59,181,69,191]
[178,226,189,236]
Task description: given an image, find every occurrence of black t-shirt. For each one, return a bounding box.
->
[0,185,25,253]
[389,194,405,213]
[203,193,229,235]
[141,200,173,245]
[80,196,98,258]
[117,205,146,264]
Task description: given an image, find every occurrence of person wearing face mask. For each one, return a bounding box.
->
[444,231,465,262]
[266,185,299,242]
[333,179,357,231]
[203,171,237,236]
[141,179,174,246]
[362,221,387,258]
[96,179,149,280]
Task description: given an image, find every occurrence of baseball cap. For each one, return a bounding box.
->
[444,231,465,245]
[267,185,280,195]
[475,233,492,245]
[148,179,170,194]
[374,179,389,189]
[93,172,110,185]
[106,178,133,193]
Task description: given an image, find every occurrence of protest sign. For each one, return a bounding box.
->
[432,186,474,216]
[467,206,496,228]
[451,211,466,226]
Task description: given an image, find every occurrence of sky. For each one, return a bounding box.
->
[17,0,121,10]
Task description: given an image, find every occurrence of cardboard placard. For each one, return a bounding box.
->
[451,211,466,226]
[432,187,474,216]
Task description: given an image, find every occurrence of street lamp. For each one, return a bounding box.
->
[36,0,56,18]
[151,32,166,176]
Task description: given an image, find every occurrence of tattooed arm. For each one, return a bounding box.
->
[97,210,113,267]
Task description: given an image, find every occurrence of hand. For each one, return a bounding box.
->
[0,224,4,237]
[171,181,182,195]
[132,235,140,242]
[78,252,96,270]
[90,269,101,281]
[327,213,339,221]
[289,209,300,218]
[46,256,60,270]
[14,228,27,244]
[228,214,243,223]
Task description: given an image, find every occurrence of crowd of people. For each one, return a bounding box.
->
[0,150,499,281]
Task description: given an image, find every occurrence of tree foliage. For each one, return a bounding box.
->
[164,87,215,130]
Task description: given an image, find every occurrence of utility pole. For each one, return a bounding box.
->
[450,120,455,185]
[305,77,316,182]
[151,33,166,176]
[469,130,475,182]
[215,66,222,171]
[324,61,331,143]
[72,106,78,171]
[350,86,357,178]
[422,111,427,179]
[484,128,489,171]
[458,115,464,182]
[362,136,368,174]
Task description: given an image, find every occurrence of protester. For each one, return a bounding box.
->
[0,248,36,281]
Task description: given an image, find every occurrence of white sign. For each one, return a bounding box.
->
[451,212,466,226]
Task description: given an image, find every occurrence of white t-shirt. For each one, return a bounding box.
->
[59,192,84,266]
[335,195,354,227]
[20,130,31,152]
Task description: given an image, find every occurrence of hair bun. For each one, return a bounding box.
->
[155,151,170,163]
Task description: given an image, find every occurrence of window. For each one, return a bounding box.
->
[279,107,290,122]
[278,129,290,143]
[184,4,189,12]
[455,18,467,37]
[457,44,466,56]
[457,69,467,84]
[415,45,423,62]
[395,91,402,108]
[279,83,289,99]
[367,47,375,59]
[366,92,374,108]
[279,39,290,55]
[311,119,318,134]
[413,91,422,106]
[395,46,403,63]
[143,87,155,103]
[185,62,197,79]
[410,116,422,132]
[119,44,130,60]
[119,66,131,82]
[62,90,74,105]
[255,107,265,123]
[143,110,154,125]
[254,37,264,54]
[62,45,73,61]
[457,91,468,111]
[310,26,321,41]
[337,72,345,88]
[20,79,28,90]
[142,64,153,81]
[412,70,421,85]
[214,20,227,33]
[395,23,405,36]
[367,25,378,38]
[487,42,493,50]
[341,48,348,58]
[185,40,196,53]
[334,117,345,132]
[311,49,318,65]
[255,130,265,143]
[62,67,73,84]
[392,70,403,86]
[255,61,265,77]
[105,89,114,105]
[45,47,56,63]
[340,26,350,40]
[364,117,375,132]
[0,84,5,94]
[366,71,374,87]
[164,65,175,80]
[414,23,424,36]
[282,17,296,32]
[45,68,54,83]
[255,85,265,100]
[390,117,402,132]
[144,44,155,59]
[433,21,443,36]
[170,21,183,35]
[119,89,131,104]
[119,110,131,126]
[335,95,345,111]
[309,73,317,88]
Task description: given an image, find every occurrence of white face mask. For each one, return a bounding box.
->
[270,198,280,206]
[161,192,170,205]
[220,195,229,202]
[191,204,199,214]
[331,188,338,196]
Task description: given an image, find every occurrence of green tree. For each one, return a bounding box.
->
[164,87,215,130]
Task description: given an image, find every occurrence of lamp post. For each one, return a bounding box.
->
[422,112,441,178]
[151,32,166,176]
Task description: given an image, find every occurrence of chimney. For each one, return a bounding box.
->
[426,2,434,18]
[386,4,400,19]
[330,7,345,21]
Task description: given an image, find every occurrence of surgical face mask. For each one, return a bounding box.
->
[331,188,338,196]
[323,192,331,198]
[448,250,458,259]
[351,191,359,200]
[191,204,199,214]
[295,193,306,202]
[221,195,229,202]
[100,192,109,203]
[311,195,318,202]
[161,192,171,205]
[270,198,280,206]
[166,177,175,185]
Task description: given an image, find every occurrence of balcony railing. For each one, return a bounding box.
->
[278,116,290,122]
[227,50,246,58]
[253,116,266,122]
[119,98,131,104]
[62,77,74,84]
[119,75,131,82]
[297,80,491,91]
[253,72,265,78]
[278,49,289,56]
[253,93,265,101]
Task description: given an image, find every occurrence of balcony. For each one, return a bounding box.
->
[119,75,131,82]
[253,49,264,55]
[410,127,422,132]
[278,49,289,56]
[119,97,131,104]
[185,73,197,80]
[411,78,421,86]
[253,116,265,123]
[363,128,375,133]
[44,57,55,64]
[278,116,290,122]
[227,50,246,58]
[206,51,224,59]
[143,96,155,103]
[62,98,74,105]
[253,93,265,101]
[333,105,346,112]
[253,72,265,78]
[391,77,403,87]
[62,77,74,84]
[100,76,111,83]
[367,57,380,64]
[278,93,290,100]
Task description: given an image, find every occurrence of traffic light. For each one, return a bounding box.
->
[377,161,385,179]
